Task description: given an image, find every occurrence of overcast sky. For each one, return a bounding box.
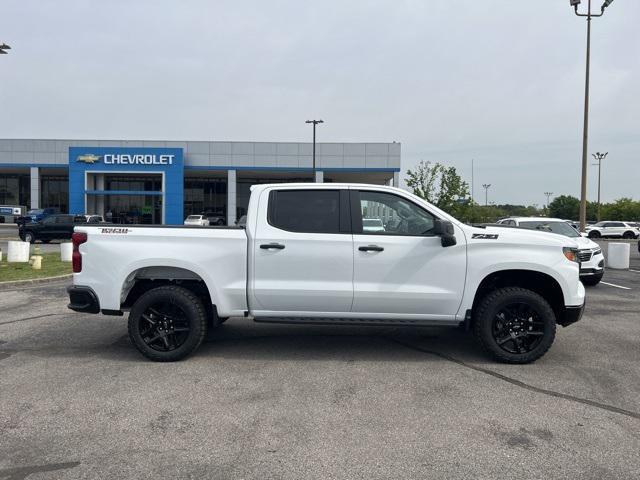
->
[1,0,638,205]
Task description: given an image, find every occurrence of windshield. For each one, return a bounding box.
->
[28,209,44,215]
[187,215,201,220]
[519,221,580,238]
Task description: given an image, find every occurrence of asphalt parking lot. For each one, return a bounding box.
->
[0,245,639,479]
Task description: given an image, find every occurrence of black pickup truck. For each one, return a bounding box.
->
[18,214,87,243]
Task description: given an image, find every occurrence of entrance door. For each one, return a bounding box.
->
[250,188,354,315]
[351,189,467,319]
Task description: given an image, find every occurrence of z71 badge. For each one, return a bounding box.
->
[472,233,499,240]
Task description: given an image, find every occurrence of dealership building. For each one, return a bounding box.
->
[0,139,401,225]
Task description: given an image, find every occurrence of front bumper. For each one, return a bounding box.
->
[579,255,605,278]
[67,285,100,314]
[558,302,585,327]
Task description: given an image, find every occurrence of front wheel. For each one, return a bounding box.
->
[473,287,556,364]
[128,285,208,362]
[23,231,35,243]
[622,231,635,239]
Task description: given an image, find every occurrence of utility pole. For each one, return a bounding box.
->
[570,0,615,232]
[544,192,553,209]
[482,184,491,206]
[592,151,608,221]
[305,119,324,180]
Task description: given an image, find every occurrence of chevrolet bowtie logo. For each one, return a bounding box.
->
[76,154,101,164]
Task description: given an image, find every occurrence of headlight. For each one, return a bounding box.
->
[593,248,602,255]
[563,247,579,263]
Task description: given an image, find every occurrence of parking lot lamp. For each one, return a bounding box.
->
[592,151,608,221]
[570,0,615,232]
[544,192,553,210]
[482,184,491,206]
[305,120,324,179]
[0,43,11,54]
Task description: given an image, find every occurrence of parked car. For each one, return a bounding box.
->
[184,215,210,226]
[585,221,640,239]
[362,218,385,233]
[68,183,585,364]
[496,217,605,285]
[235,215,247,227]
[19,214,87,243]
[17,207,58,225]
[202,212,226,225]
[84,214,105,224]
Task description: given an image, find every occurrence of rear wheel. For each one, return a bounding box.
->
[588,231,601,239]
[474,287,556,364]
[128,286,207,362]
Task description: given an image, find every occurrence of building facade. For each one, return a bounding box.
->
[0,139,401,225]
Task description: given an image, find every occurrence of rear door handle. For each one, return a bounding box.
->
[260,243,285,250]
[358,245,384,252]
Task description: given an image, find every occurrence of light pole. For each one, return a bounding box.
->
[482,184,491,206]
[570,0,615,232]
[305,119,323,180]
[0,43,11,54]
[544,191,553,209]
[592,151,608,221]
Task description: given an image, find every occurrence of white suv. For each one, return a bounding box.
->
[585,221,639,239]
[496,217,605,285]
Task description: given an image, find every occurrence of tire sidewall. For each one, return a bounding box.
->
[475,288,556,364]
[24,232,35,243]
[128,286,207,362]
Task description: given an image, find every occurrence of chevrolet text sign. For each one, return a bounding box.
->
[103,154,175,165]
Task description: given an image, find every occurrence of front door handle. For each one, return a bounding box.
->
[260,243,285,250]
[358,245,384,252]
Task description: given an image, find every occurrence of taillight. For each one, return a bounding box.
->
[72,232,88,273]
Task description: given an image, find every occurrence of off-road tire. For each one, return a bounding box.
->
[473,287,556,364]
[128,285,207,362]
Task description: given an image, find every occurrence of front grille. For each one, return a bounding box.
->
[577,250,593,262]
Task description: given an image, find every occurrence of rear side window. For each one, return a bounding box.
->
[268,190,341,234]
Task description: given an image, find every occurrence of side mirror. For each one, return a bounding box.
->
[433,219,457,247]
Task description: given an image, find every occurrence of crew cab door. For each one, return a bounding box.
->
[351,189,467,319]
[250,187,353,315]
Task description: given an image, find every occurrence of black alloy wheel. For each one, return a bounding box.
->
[491,302,545,355]
[138,302,191,352]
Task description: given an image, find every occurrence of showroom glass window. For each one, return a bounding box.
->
[358,191,434,235]
[268,190,340,233]
[0,174,30,206]
[41,176,69,213]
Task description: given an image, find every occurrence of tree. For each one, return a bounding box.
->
[406,161,470,218]
[600,198,640,221]
[548,195,580,220]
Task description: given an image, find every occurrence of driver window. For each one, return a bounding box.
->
[358,191,435,236]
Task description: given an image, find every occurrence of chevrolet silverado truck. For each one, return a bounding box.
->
[67,183,585,363]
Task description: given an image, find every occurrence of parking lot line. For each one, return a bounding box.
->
[600,281,631,290]
[629,269,640,273]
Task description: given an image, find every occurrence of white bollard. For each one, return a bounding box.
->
[7,241,30,263]
[607,242,630,270]
[0,248,2,262]
[60,242,73,262]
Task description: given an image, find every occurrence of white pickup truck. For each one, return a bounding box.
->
[67,183,585,364]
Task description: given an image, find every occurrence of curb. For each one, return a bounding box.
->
[0,273,72,289]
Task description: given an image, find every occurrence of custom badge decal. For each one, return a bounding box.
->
[100,228,131,234]
[472,233,499,239]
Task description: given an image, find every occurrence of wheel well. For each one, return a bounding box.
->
[472,270,565,322]
[121,267,218,324]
